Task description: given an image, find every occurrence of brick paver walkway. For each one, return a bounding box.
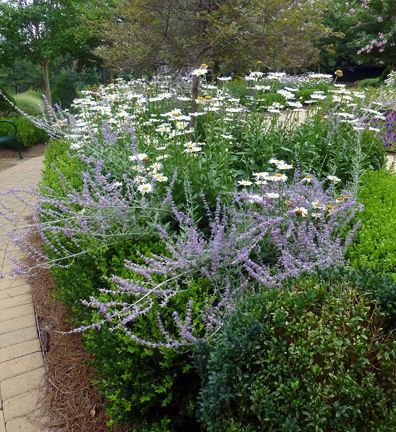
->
[0,156,49,432]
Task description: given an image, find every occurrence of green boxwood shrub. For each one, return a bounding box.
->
[347,168,396,276]
[314,266,396,331]
[47,238,202,431]
[51,75,78,109]
[194,278,396,432]
[0,116,48,147]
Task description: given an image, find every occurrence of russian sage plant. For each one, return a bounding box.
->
[71,174,361,348]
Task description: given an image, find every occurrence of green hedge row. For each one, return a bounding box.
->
[347,168,396,276]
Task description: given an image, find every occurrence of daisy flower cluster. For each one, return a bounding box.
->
[34,66,390,212]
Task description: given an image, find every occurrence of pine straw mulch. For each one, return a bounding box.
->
[26,231,128,432]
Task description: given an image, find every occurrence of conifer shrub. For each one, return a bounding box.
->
[51,75,78,109]
[379,65,392,82]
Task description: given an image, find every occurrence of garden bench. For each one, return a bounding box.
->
[0,120,23,159]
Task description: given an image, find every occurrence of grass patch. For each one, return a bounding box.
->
[14,90,45,116]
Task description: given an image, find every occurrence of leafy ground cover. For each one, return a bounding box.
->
[2,69,396,431]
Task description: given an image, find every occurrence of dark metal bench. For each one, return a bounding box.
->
[0,120,23,159]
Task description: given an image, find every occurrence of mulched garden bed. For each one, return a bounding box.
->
[26,230,127,431]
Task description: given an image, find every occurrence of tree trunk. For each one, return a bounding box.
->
[317,60,321,73]
[42,57,51,106]
[109,68,114,84]
[102,68,106,84]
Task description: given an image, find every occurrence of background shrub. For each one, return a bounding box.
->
[379,65,392,82]
[0,85,16,115]
[357,78,380,88]
[256,92,286,107]
[194,277,396,432]
[51,75,78,109]
[14,90,45,116]
[0,116,48,147]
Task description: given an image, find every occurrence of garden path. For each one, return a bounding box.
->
[0,156,49,432]
[386,154,396,170]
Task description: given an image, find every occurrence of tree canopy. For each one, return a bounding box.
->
[351,0,396,66]
[0,0,100,104]
[89,0,330,75]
